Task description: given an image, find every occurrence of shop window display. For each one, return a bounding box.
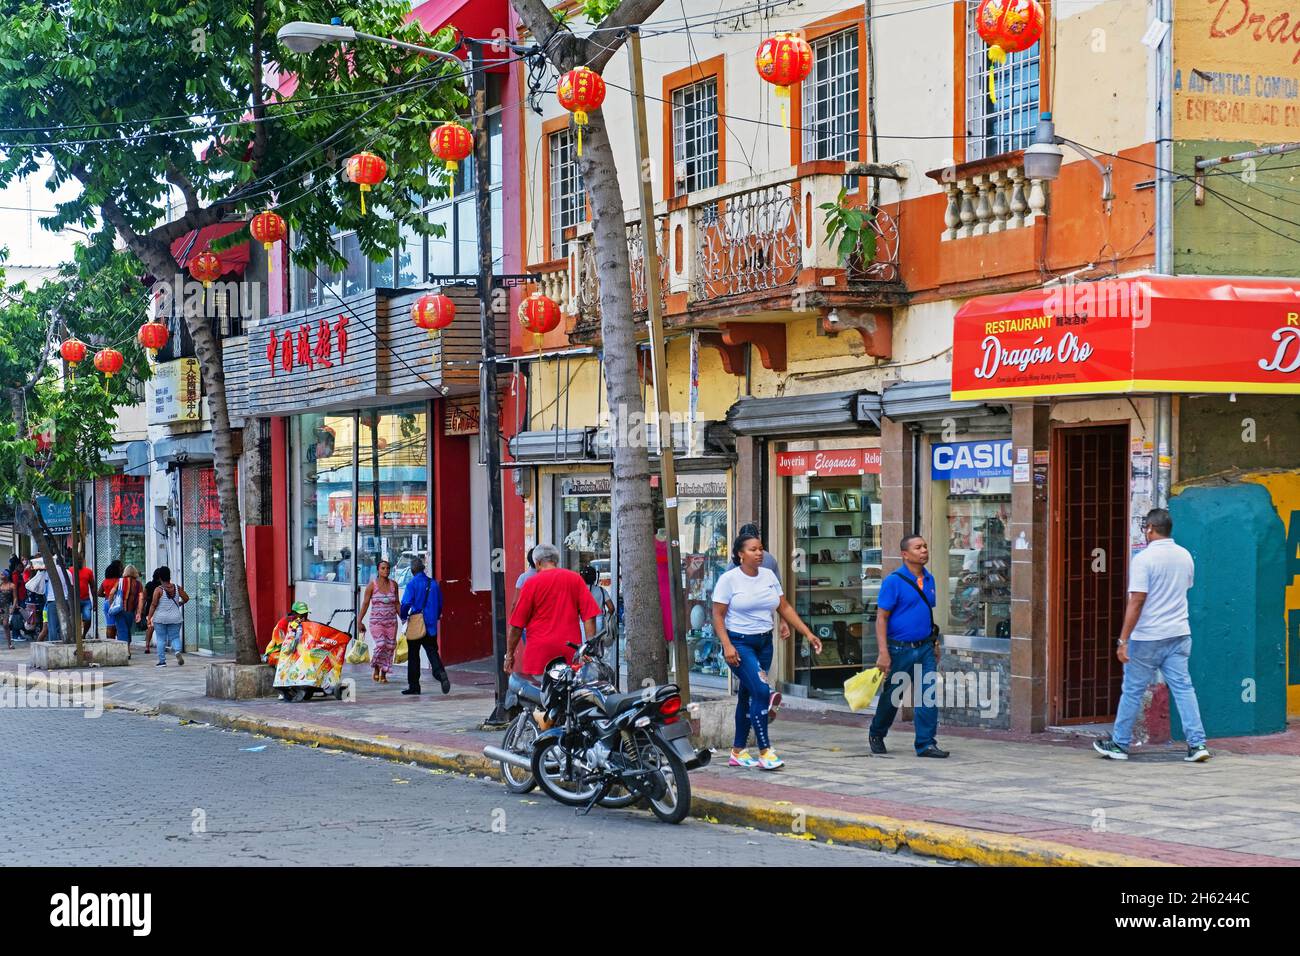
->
[296,413,357,583]
[558,476,612,573]
[93,474,146,575]
[355,404,429,589]
[182,466,230,654]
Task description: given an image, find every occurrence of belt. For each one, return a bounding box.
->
[887,638,933,649]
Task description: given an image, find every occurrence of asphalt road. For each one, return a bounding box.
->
[1,707,939,866]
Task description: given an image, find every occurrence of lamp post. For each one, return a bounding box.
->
[277,21,511,723]
[1022,112,1114,213]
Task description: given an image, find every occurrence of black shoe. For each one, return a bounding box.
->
[402,688,420,696]
[1185,743,1211,763]
[1093,737,1129,761]
[869,735,887,755]
[439,675,451,695]
[916,745,949,758]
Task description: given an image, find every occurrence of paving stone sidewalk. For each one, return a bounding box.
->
[4,644,1298,865]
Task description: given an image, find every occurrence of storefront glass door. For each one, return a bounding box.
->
[356,403,429,590]
[181,466,231,655]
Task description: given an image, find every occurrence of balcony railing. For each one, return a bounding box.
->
[929,152,1048,241]
[566,161,903,326]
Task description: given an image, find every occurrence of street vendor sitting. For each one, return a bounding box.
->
[263,601,310,668]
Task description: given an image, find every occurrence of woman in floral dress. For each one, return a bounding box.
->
[358,559,400,682]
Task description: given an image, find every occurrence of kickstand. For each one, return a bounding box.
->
[577,785,605,817]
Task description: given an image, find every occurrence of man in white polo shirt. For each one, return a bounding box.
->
[1095,508,1210,763]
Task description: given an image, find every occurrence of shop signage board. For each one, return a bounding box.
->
[109,475,146,526]
[1173,0,1300,144]
[444,400,480,436]
[950,275,1300,400]
[36,496,71,535]
[560,476,612,496]
[197,468,223,530]
[149,358,201,424]
[931,440,1014,479]
[775,448,882,476]
[649,473,727,498]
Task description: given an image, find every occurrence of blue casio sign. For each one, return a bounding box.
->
[931,440,1013,480]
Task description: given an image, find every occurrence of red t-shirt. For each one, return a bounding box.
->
[78,566,94,600]
[508,568,600,675]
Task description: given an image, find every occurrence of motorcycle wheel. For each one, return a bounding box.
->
[500,713,538,794]
[636,733,692,825]
[596,735,646,809]
[530,741,607,807]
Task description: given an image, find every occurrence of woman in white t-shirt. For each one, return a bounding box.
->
[712,532,821,771]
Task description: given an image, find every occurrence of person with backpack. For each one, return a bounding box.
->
[869,535,949,758]
[147,566,189,666]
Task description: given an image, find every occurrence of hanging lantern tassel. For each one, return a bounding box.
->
[987,46,1006,104]
[776,87,789,129]
[574,111,587,157]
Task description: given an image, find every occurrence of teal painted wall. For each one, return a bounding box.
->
[1168,484,1287,738]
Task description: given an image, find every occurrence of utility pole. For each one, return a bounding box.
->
[627,27,691,702]
[469,39,511,727]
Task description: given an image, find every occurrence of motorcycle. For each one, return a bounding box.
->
[526,651,711,824]
[485,633,642,810]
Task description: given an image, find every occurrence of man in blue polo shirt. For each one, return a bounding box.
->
[869,534,949,758]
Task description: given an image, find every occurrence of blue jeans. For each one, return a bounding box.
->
[869,639,939,753]
[80,598,92,622]
[111,610,134,643]
[46,605,60,643]
[726,630,774,750]
[1112,636,1206,748]
[155,622,182,662]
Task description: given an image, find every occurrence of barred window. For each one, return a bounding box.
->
[671,77,719,194]
[549,128,584,258]
[803,29,859,163]
[965,0,1041,160]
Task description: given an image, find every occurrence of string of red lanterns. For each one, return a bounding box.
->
[556,66,606,157]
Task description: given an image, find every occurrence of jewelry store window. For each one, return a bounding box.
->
[780,447,883,698]
[929,438,1013,638]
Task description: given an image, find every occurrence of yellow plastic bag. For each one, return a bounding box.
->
[345,635,370,665]
[843,667,885,713]
[394,632,409,664]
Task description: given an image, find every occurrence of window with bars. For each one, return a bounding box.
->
[671,77,719,195]
[549,128,585,258]
[803,29,860,163]
[965,1,1041,161]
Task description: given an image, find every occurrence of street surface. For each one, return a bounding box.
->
[1,708,938,866]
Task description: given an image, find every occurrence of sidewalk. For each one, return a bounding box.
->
[4,645,1298,866]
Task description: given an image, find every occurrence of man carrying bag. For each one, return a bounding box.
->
[868,535,949,758]
[398,557,450,696]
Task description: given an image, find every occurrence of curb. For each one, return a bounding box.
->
[0,665,152,713]
[158,699,1167,867]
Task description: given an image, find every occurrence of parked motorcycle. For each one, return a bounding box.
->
[526,652,711,824]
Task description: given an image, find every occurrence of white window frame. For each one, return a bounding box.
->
[965,0,1041,161]
[803,28,860,164]
[549,128,584,259]
[671,76,719,195]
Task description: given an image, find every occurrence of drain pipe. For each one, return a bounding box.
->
[1153,0,1173,508]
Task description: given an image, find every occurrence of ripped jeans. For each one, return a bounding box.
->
[726,630,774,751]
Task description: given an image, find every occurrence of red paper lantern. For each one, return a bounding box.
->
[94,348,124,387]
[556,67,606,157]
[137,321,169,358]
[190,251,223,287]
[518,292,561,350]
[412,293,456,339]
[60,338,87,366]
[250,210,287,252]
[429,123,473,176]
[975,0,1045,103]
[755,32,812,126]
[345,151,388,215]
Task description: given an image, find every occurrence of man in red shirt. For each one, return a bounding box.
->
[505,543,600,678]
[76,563,96,637]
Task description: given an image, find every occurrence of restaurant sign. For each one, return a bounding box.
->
[951,275,1300,400]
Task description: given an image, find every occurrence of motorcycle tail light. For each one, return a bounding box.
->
[662,715,680,725]
[659,694,682,717]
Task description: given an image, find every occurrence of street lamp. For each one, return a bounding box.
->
[1023,111,1115,212]
[276,21,513,726]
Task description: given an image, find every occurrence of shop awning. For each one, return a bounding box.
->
[410,0,511,68]
[951,274,1300,401]
[883,379,1009,433]
[170,222,250,278]
[508,428,591,462]
[153,432,214,468]
[726,390,881,437]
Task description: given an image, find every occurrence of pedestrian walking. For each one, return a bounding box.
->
[579,564,614,637]
[75,560,96,638]
[41,559,74,644]
[869,535,950,758]
[505,543,599,681]
[147,566,189,666]
[106,565,146,659]
[143,568,162,654]
[399,557,450,695]
[1094,508,1211,763]
[711,531,821,771]
[1,570,15,648]
[99,560,124,641]
[358,557,400,683]
[737,521,788,638]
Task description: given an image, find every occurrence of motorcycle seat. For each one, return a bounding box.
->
[596,690,645,717]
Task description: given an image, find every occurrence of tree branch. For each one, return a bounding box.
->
[250,0,270,175]
[511,0,577,67]
[587,0,666,73]
[165,160,200,215]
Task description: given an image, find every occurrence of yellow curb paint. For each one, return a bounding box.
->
[159,702,1173,868]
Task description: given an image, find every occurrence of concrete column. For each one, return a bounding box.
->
[880,418,914,578]
[1010,403,1050,733]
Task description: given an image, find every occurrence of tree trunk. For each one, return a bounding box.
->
[133,244,260,665]
[579,117,667,688]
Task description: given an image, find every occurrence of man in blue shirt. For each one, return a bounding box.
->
[869,535,949,758]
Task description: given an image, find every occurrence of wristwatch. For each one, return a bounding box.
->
[1116,639,1128,646]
